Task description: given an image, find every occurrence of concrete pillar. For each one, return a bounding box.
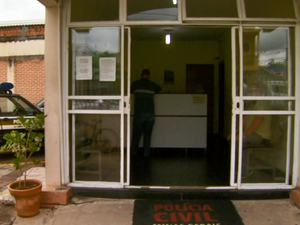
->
[44,4,62,186]
[38,0,58,7]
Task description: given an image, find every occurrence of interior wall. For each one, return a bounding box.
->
[218,30,232,139]
[131,40,219,93]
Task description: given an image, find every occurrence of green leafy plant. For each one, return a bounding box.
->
[1,114,46,188]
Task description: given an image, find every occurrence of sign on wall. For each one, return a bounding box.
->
[99,57,116,81]
[76,56,93,80]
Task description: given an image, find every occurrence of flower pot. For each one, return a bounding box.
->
[8,179,42,217]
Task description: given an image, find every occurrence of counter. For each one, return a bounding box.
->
[131,94,207,148]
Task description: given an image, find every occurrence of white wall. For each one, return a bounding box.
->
[131,40,219,93]
[218,30,232,139]
[0,40,44,57]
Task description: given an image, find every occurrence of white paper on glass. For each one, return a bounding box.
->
[76,56,93,80]
[99,57,116,81]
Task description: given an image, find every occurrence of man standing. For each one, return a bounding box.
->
[131,69,162,157]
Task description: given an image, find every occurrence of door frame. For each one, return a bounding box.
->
[63,24,298,190]
[66,25,131,188]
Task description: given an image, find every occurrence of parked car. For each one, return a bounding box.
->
[36,99,44,112]
[0,82,44,147]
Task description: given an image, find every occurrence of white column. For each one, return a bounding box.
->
[44,4,62,186]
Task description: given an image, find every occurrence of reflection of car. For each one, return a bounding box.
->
[0,82,44,147]
[36,99,44,112]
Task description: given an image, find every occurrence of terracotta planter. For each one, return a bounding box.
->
[8,179,42,217]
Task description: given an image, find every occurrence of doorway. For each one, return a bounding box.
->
[129,26,231,187]
[186,64,214,150]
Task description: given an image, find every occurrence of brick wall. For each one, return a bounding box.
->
[0,25,44,42]
[14,58,45,104]
[0,60,7,82]
[0,24,45,105]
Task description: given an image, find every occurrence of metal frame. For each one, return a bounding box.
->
[182,0,298,23]
[68,25,126,187]
[60,0,300,190]
[230,26,298,189]
[125,26,131,186]
[61,0,70,185]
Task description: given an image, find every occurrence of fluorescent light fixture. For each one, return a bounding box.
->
[173,0,178,5]
[165,34,171,44]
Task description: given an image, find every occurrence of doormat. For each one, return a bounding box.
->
[133,199,244,225]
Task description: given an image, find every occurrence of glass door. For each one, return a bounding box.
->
[68,26,130,187]
[230,26,296,188]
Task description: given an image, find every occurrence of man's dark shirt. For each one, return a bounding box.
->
[131,78,161,115]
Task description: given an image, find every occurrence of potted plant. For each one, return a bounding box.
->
[1,114,46,217]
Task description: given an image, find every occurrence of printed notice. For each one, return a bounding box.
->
[99,57,116,81]
[76,56,92,80]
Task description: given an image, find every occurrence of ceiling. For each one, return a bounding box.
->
[131,26,230,41]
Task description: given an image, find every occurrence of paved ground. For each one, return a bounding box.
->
[1,164,300,225]
[1,197,299,225]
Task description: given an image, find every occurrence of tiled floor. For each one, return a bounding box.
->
[74,147,283,186]
[131,148,231,186]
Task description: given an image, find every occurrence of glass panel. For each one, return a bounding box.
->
[241,115,292,183]
[127,0,178,21]
[70,27,121,96]
[70,99,120,110]
[244,100,294,111]
[288,116,294,185]
[244,0,296,19]
[124,115,129,184]
[70,0,119,22]
[243,28,293,97]
[233,115,240,184]
[186,0,238,18]
[74,114,120,182]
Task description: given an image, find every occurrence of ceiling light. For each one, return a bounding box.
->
[165,34,171,44]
